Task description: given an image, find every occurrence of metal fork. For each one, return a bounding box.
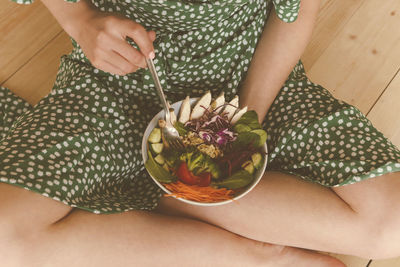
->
[146,58,184,150]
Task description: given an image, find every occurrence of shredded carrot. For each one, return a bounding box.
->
[163,181,235,203]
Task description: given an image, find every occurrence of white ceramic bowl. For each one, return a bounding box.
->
[141,98,268,206]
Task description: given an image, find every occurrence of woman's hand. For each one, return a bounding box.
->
[73,12,156,75]
[42,0,155,75]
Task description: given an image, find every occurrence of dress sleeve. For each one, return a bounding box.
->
[11,0,79,4]
[272,0,301,23]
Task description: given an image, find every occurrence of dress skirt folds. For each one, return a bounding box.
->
[1,0,399,213]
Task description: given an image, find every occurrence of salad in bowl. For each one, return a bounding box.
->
[141,91,268,206]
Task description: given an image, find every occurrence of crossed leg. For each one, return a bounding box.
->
[3,170,400,266]
[158,170,400,259]
[0,182,343,267]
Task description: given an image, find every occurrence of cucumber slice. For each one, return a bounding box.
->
[242,160,255,174]
[150,143,163,155]
[154,154,165,165]
[251,153,263,169]
[148,127,161,143]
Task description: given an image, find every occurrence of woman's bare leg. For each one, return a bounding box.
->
[158,171,400,259]
[29,210,344,267]
[333,171,400,258]
[0,183,71,266]
[0,183,72,235]
[0,182,344,267]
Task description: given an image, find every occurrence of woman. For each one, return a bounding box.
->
[1,0,400,266]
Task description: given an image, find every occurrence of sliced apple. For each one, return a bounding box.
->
[169,108,176,125]
[166,102,177,125]
[230,106,248,125]
[178,96,191,124]
[190,91,212,120]
[209,92,225,114]
[223,95,239,120]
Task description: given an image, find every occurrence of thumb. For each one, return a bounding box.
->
[147,30,156,42]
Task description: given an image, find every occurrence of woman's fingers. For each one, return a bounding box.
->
[105,48,141,74]
[73,11,156,75]
[147,30,156,42]
[103,60,137,76]
[91,49,139,75]
[92,59,124,76]
[122,20,155,60]
[110,36,147,69]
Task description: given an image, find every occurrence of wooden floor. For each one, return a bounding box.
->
[1,1,399,266]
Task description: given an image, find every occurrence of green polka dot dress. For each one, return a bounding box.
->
[2,0,400,213]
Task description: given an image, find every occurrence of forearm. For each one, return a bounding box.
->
[40,0,97,40]
[239,0,321,123]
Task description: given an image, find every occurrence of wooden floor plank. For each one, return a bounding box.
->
[1,2,399,266]
[307,0,400,114]
[369,257,400,267]
[302,0,364,70]
[2,32,72,106]
[367,69,400,147]
[331,254,370,267]
[0,1,62,84]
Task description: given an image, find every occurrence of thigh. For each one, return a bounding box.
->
[0,86,32,140]
[0,183,71,235]
[157,170,365,255]
[33,209,267,267]
[0,57,162,214]
[333,171,400,216]
[264,62,400,187]
[332,171,400,258]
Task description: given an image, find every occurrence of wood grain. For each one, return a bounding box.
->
[2,32,72,106]
[0,1,62,84]
[370,256,400,267]
[331,254,370,267]
[1,1,400,266]
[302,0,364,70]
[367,70,400,148]
[307,0,400,114]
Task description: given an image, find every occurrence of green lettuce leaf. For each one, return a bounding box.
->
[211,170,254,189]
[235,110,262,130]
[145,149,176,183]
[174,121,188,136]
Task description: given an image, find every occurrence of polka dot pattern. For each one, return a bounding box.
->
[272,0,301,23]
[263,62,400,186]
[4,0,399,213]
[0,88,32,141]
[0,59,165,213]
[12,0,79,4]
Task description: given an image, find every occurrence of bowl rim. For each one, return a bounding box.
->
[141,98,268,206]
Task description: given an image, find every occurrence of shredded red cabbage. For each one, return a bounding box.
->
[185,105,237,147]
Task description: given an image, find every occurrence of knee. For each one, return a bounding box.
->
[357,213,400,259]
[0,210,51,267]
[0,221,29,267]
[346,172,400,259]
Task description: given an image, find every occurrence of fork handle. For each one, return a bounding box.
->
[146,58,170,117]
